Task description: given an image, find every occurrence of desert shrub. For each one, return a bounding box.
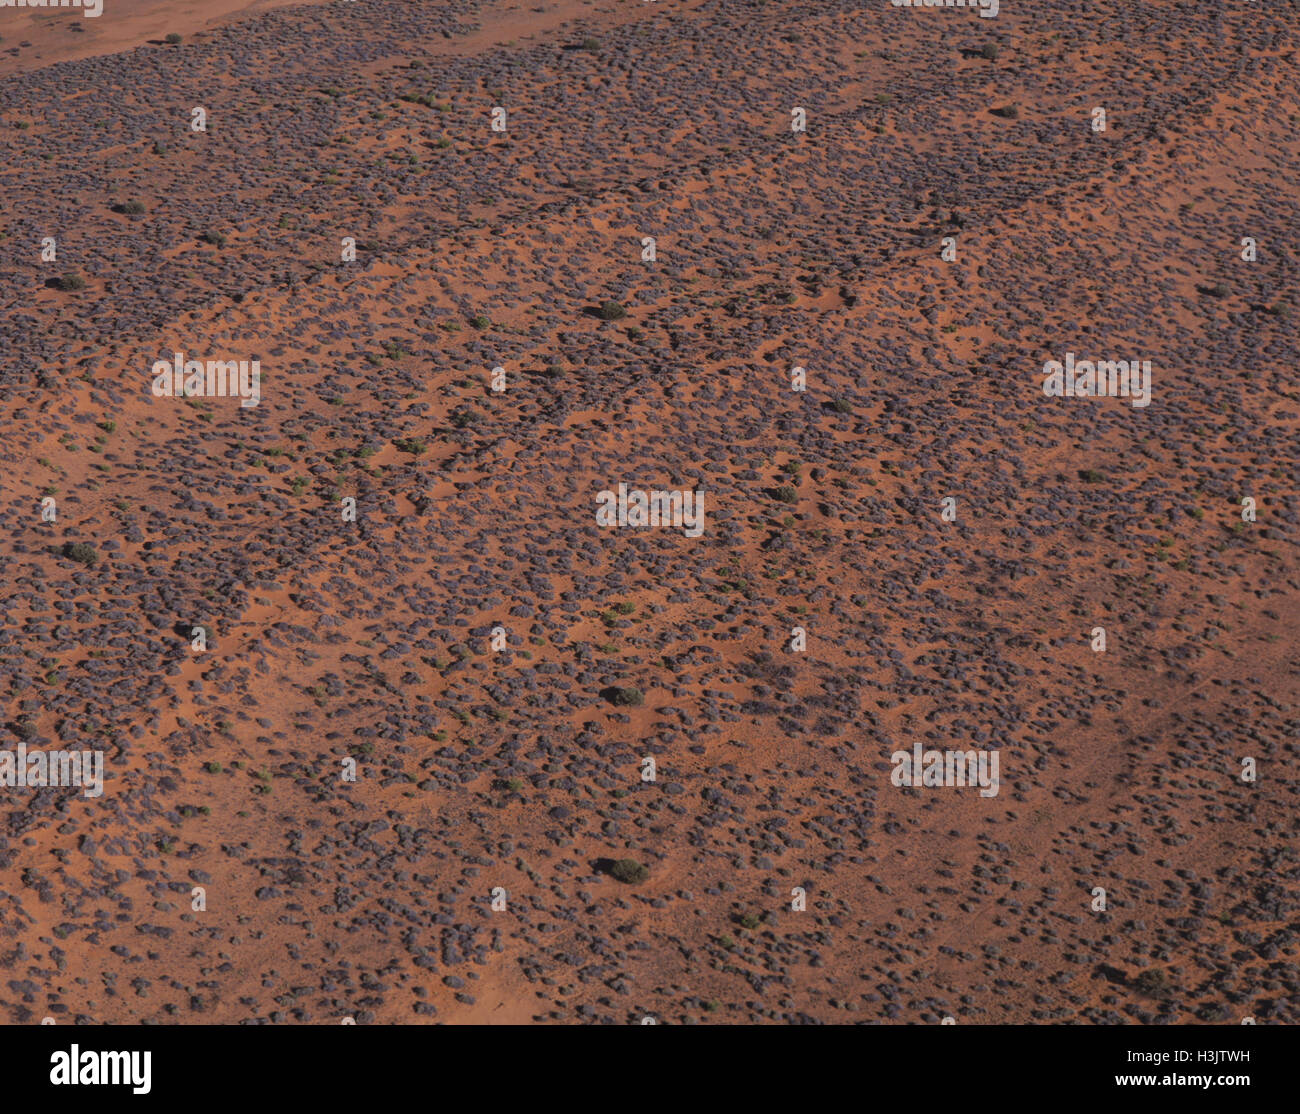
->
[598,301,627,321]
[56,273,86,291]
[610,686,644,707]
[450,407,479,429]
[1133,969,1171,998]
[63,541,98,566]
[609,858,649,884]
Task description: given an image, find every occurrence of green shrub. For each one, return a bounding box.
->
[609,858,649,884]
[598,301,627,321]
[63,541,98,566]
[1133,969,1171,998]
[450,407,479,429]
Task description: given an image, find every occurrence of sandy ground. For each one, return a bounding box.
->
[0,0,1296,1026]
